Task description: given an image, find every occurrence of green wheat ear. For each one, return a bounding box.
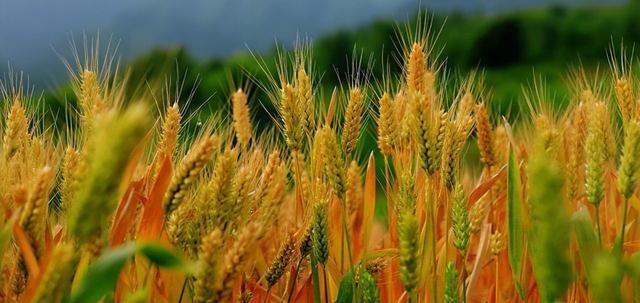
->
[617,119,640,199]
[398,210,418,293]
[589,253,623,303]
[451,183,470,254]
[311,202,329,266]
[444,261,459,303]
[361,269,381,303]
[67,104,151,245]
[527,147,572,303]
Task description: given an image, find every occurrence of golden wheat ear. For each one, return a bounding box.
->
[231,88,253,148]
[162,134,218,217]
[67,104,151,245]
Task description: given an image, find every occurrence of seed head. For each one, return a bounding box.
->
[475,102,494,168]
[232,89,252,147]
[60,146,79,211]
[312,202,329,265]
[585,102,608,205]
[163,135,218,216]
[280,83,304,151]
[20,166,54,256]
[490,231,504,255]
[444,261,459,303]
[297,67,315,134]
[3,99,30,162]
[158,103,181,160]
[342,87,364,156]
[299,223,314,258]
[451,183,470,253]
[407,43,426,94]
[615,77,634,126]
[398,210,418,293]
[68,105,150,244]
[253,150,281,210]
[201,147,238,233]
[617,119,640,199]
[265,234,296,287]
[211,224,258,302]
[193,229,223,303]
[376,93,396,156]
[361,269,380,303]
[319,127,346,199]
[345,160,362,214]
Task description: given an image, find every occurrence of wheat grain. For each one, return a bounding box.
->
[232,89,252,147]
[19,166,54,256]
[475,102,494,168]
[398,210,418,293]
[163,135,218,216]
[68,104,150,244]
[194,229,223,303]
[342,87,364,156]
[265,234,296,287]
[376,92,395,156]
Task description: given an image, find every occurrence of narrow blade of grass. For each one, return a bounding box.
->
[506,148,525,300]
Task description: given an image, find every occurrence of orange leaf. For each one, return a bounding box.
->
[468,164,507,207]
[325,87,338,127]
[12,223,39,277]
[138,156,172,241]
[362,153,376,254]
[119,130,152,194]
[19,242,55,303]
[110,179,144,247]
[292,275,314,302]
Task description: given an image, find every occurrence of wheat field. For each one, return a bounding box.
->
[0,19,639,303]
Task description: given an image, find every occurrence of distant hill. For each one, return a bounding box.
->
[0,0,627,89]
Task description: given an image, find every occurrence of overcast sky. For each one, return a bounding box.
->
[0,0,626,89]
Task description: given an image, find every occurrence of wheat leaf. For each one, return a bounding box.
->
[506,147,525,300]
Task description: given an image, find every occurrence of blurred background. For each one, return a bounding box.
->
[0,0,638,128]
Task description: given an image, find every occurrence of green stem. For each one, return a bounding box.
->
[287,257,305,303]
[595,203,602,247]
[311,256,321,303]
[430,197,438,303]
[418,177,432,291]
[339,197,356,294]
[340,200,354,267]
[462,251,468,303]
[619,197,630,257]
[177,278,188,303]
[408,290,418,303]
[322,265,330,303]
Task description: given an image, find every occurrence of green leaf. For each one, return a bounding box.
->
[572,208,599,272]
[626,253,640,302]
[336,270,354,303]
[138,242,185,269]
[506,148,525,300]
[310,254,321,303]
[70,242,137,303]
[70,242,188,303]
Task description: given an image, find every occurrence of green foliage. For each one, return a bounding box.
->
[70,242,186,303]
[506,148,525,299]
[360,270,380,303]
[398,210,418,293]
[572,208,599,277]
[41,3,638,132]
[589,253,623,303]
[444,262,459,303]
[336,270,354,303]
[527,149,572,302]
